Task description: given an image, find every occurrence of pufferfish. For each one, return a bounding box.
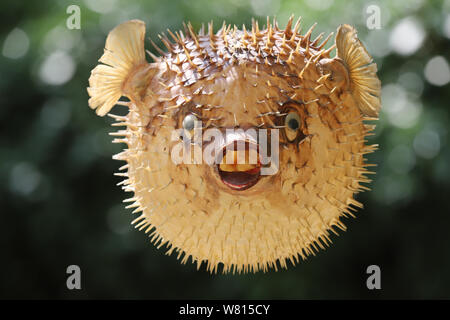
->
[87,16,381,273]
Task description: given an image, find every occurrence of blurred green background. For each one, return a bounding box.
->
[1,0,450,299]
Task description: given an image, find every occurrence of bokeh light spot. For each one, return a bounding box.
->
[389,17,425,56]
[444,14,450,39]
[39,51,75,85]
[398,72,424,96]
[424,56,450,86]
[413,129,441,159]
[382,84,422,128]
[42,26,79,53]
[366,29,391,58]
[250,0,280,16]
[84,0,118,14]
[2,28,29,59]
[9,162,42,196]
[305,0,334,11]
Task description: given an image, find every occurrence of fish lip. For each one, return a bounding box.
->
[218,168,261,191]
[216,140,261,191]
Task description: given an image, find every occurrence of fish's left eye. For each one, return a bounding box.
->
[182,114,199,140]
[284,112,301,141]
[183,114,197,131]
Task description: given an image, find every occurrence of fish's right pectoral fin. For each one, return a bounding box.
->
[87,20,148,116]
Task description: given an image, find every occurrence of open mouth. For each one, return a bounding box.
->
[217,141,261,191]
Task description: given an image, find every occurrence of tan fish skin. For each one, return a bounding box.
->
[87,16,381,273]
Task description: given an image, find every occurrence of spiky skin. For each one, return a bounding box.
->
[88,17,381,273]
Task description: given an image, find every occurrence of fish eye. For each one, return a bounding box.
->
[284,112,301,141]
[183,114,197,131]
[182,114,198,140]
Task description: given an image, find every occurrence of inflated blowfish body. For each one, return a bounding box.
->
[87,17,381,273]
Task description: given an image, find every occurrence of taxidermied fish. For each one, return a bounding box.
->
[87,16,381,273]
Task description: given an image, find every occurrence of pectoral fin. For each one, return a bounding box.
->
[87,20,147,116]
[335,24,381,117]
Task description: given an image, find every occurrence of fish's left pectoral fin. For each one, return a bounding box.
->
[335,24,381,117]
[87,20,148,116]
